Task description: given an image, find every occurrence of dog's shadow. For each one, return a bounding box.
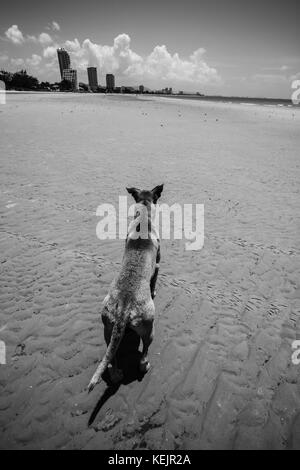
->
[88,328,146,426]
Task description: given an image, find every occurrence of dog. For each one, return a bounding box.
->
[87,184,163,392]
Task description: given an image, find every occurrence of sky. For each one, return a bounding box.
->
[0,0,299,97]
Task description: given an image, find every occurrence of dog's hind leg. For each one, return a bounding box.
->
[103,319,112,346]
[103,319,123,384]
[138,319,154,373]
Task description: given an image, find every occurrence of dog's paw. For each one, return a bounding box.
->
[109,367,124,384]
[139,359,150,373]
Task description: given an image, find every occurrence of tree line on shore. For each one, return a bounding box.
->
[0,69,73,91]
[0,69,205,96]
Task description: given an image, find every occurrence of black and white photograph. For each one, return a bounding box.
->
[0,0,299,452]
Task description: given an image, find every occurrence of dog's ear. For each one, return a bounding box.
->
[151,184,164,203]
[126,187,141,202]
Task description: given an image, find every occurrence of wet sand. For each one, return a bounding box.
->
[0,93,299,449]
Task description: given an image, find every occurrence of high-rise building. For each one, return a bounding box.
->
[106,74,115,92]
[57,48,71,79]
[63,69,78,90]
[87,67,98,91]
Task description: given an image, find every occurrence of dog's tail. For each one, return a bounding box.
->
[87,301,130,393]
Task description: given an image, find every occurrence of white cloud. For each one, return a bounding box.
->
[43,46,57,59]
[2,28,220,87]
[64,33,220,86]
[10,57,25,68]
[26,54,42,67]
[140,45,218,84]
[45,59,57,68]
[51,21,60,32]
[46,21,60,32]
[5,25,24,45]
[4,25,54,47]
[39,32,53,46]
[27,35,38,43]
[65,38,82,53]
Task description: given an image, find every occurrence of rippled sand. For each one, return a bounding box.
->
[0,93,299,449]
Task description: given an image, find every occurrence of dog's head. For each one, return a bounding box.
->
[127,185,163,242]
[126,184,164,206]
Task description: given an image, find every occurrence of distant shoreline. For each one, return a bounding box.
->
[3,89,298,107]
[156,94,295,107]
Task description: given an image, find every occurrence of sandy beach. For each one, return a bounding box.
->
[0,92,299,450]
